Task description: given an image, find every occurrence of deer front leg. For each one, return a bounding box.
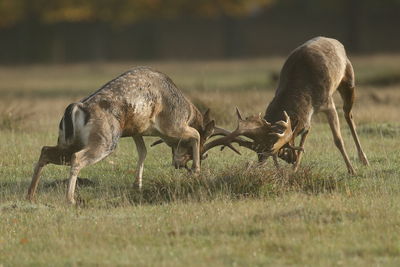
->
[273,155,280,169]
[182,127,201,173]
[338,84,370,166]
[324,99,356,175]
[133,136,147,189]
[293,129,310,172]
[27,146,71,201]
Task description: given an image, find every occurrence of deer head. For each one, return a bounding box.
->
[151,109,231,170]
[203,108,300,160]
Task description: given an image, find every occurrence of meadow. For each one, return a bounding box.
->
[1,56,400,266]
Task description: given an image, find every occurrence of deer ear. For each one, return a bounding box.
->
[203,108,211,124]
[235,107,243,120]
[203,120,215,138]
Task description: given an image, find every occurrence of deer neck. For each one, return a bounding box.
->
[264,91,313,131]
[188,104,204,133]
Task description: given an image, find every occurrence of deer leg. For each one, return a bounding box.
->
[27,163,45,201]
[182,127,201,173]
[293,129,310,172]
[257,152,268,163]
[323,99,356,175]
[133,136,147,189]
[66,145,113,204]
[338,84,370,166]
[27,146,72,201]
[272,154,280,169]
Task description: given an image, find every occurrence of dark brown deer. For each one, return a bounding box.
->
[27,67,225,204]
[204,37,370,174]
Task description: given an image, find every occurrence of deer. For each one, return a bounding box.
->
[27,67,228,204]
[203,37,370,174]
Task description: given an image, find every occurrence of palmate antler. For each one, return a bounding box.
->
[149,121,246,156]
[202,128,255,156]
[269,111,296,154]
[150,126,245,150]
[202,108,301,160]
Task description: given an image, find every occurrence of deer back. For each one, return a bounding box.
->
[265,37,350,131]
[79,67,203,139]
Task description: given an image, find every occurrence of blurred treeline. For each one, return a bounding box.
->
[0,0,399,63]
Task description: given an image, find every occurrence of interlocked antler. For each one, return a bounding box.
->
[202,108,264,155]
[203,109,299,158]
[202,128,255,156]
[269,111,297,154]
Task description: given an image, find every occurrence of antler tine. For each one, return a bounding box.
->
[275,120,288,128]
[270,111,295,153]
[283,111,290,122]
[211,126,235,137]
[274,110,291,128]
[203,127,260,155]
[262,118,271,127]
[236,107,243,120]
[203,130,243,155]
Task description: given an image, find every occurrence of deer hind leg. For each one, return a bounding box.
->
[293,129,310,172]
[323,98,356,175]
[338,80,370,166]
[27,146,72,201]
[133,136,147,189]
[66,145,113,204]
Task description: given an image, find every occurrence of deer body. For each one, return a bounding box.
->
[265,37,369,173]
[266,37,348,130]
[28,67,215,204]
[204,37,369,174]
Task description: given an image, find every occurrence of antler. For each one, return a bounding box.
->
[202,130,255,155]
[269,111,296,154]
[150,125,245,154]
[202,108,264,155]
[203,109,297,159]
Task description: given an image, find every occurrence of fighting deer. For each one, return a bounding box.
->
[27,67,225,204]
[203,37,370,174]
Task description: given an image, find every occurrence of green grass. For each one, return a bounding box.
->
[1,57,400,266]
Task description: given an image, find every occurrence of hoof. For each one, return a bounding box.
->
[26,194,34,202]
[190,168,200,175]
[67,198,76,205]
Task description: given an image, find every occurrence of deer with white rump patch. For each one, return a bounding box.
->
[27,67,226,204]
[203,37,370,173]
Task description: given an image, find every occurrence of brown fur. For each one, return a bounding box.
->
[265,37,369,173]
[27,67,216,204]
[206,37,369,173]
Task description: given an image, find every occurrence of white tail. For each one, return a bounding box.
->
[58,103,91,147]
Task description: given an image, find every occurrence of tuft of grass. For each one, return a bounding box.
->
[117,165,342,205]
[1,58,400,266]
[357,123,400,138]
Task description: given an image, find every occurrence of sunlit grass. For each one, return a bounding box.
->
[1,58,400,265]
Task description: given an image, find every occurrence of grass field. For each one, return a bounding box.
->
[1,56,400,266]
